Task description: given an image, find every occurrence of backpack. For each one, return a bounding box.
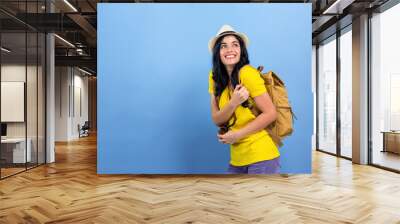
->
[248,66,296,147]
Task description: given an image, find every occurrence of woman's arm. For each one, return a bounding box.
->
[218,92,276,144]
[210,94,237,126]
[236,92,277,138]
[210,85,249,126]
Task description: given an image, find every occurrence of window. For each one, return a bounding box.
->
[371,2,400,171]
[339,27,352,158]
[317,35,337,154]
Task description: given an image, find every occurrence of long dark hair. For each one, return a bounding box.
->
[212,34,250,98]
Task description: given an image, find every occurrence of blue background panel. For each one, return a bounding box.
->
[98,3,312,174]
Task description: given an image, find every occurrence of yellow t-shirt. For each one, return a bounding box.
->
[208,65,280,166]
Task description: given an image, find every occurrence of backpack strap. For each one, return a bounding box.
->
[270,72,284,86]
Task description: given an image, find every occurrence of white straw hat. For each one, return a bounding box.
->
[208,24,249,53]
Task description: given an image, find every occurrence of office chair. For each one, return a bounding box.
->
[79,121,90,138]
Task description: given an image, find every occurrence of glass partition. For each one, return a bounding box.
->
[0,1,46,179]
[27,30,38,169]
[1,31,28,177]
[317,35,337,155]
[371,3,400,171]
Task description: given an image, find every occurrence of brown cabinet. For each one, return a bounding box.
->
[382,131,400,154]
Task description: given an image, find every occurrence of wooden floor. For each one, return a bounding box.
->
[1,134,400,224]
[372,150,400,171]
[0,167,26,178]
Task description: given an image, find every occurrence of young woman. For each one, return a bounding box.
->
[208,25,280,174]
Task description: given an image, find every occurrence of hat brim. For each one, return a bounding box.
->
[208,32,249,53]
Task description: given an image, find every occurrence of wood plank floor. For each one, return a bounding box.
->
[1,167,26,178]
[1,134,400,224]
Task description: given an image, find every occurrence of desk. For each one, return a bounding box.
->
[381,131,400,154]
[1,138,31,163]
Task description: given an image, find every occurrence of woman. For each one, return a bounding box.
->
[208,24,280,174]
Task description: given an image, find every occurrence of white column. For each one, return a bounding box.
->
[352,14,369,164]
[46,1,55,163]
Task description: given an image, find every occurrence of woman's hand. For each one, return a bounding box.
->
[218,130,243,144]
[230,84,249,107]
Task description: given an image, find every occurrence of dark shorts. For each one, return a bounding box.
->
[227,157,280,174]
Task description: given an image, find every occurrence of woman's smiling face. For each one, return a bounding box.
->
[219,35,241,68]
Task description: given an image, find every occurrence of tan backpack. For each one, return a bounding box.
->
[249,66,296,147]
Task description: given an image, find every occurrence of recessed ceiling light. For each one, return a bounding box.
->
[63,0,78,12]
[54,34,75,48]
[1,47,11,53]
[78,67,93,76]
[323,0,355,15]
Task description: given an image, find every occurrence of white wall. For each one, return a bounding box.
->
[55,66,69,141]
[1,65,26,134]
[55,67,89,141]
[70,71,89,139]
[1,65,41,138]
